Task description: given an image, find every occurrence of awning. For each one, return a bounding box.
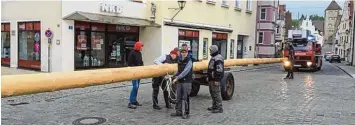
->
[163,19,233,33]
[63,11,160,27]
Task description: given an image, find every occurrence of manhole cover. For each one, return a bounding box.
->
[72,117,106,125]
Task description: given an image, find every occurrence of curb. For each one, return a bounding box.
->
[333,64,355,78]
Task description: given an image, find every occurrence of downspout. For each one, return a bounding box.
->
[352,4,355,66]
[254,1,260,58]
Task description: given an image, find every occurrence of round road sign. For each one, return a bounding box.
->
[45,29,53,38]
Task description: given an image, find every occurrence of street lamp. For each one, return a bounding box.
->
[169,0,187,21]
[178,0,186,10]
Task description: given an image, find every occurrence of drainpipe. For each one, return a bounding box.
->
[254,1,260,58]
[352,7,355,66]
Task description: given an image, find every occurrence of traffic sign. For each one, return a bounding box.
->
[45,29,53,38]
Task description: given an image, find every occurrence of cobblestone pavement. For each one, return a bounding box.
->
[2,62,355,125]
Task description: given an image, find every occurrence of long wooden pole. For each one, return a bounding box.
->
[1,58,285,98]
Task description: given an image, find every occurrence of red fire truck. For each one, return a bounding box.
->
[283,29,322,72]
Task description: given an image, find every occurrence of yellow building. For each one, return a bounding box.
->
[142,0,257,64]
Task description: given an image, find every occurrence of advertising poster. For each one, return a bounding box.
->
[178,40,191,50]
[92,36,102,50]
[116,44,121,61]
[77,35,87,50]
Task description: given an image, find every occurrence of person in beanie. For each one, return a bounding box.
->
[207,45,224,113]
[127,41,144,109]
[171,47,193,119]
[152,50,178,110]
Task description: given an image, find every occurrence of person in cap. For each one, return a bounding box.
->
[152,50,178,110]
[178,43,194,61]
[127,41,144,109]
[207,45,224,113]
[171,47,193,119]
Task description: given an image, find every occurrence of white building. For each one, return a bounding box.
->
[334,0,353,62]
[300,16,317,35]
[1,0,258,72]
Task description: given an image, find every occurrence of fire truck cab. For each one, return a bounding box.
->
[283,29,322,72]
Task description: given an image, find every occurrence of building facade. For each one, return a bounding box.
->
[324,0,342,44]
[334,0,353,62]
[275,4,285,57]
[1,0,257,72]
[256,0,279,58]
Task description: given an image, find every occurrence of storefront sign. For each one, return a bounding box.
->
[100,3,123,14]
[212,33,228,39]
[178,29,199,38]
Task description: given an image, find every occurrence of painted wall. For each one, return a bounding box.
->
[150,0,257,59]
[1,1,62,72]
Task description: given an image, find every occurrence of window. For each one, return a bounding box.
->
[230,39,235,59]
[260,8,266,20]
[258,32,264,44]
[203,38,208,59]
[18,22,41,70]
[1,23,11,66]
[222,0,228,6]
[207,0,216,4]
[246,0,252,11]
[276,27,280,33]
[212,33,228,59]
[234,0,240,9]
[178,29,199,61]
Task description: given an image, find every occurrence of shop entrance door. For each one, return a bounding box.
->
[237,35,244,59]
[212,40,227,59]
[107,34,138,67]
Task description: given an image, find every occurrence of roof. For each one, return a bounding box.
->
[325,0,342,10]
[312,20,324,32]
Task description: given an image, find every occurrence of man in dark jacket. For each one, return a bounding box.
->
[285,44,295,79]
[171,48,193,119]
[178,43,194,61]
[207,45,224,113]
[152,50,178,110]
[127,41,144,109]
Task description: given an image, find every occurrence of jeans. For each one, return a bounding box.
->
[129,79,140,104]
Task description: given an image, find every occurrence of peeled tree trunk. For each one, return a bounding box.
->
[1,58,285,98]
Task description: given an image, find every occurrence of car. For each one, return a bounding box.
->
[329,55,341,63]
[325,55,331,61]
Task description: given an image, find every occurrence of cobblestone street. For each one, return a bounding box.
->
[2,62,355,125]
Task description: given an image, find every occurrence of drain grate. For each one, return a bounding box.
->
[72,117,106,125]
[9,102,29,106]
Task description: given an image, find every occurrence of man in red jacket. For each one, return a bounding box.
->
[127,41,144,109]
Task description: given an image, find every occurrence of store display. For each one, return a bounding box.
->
[83,55,89,66]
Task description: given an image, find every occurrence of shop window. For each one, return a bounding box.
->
[18,22,41,70]
[212,32,228,59]
[203,38,208,60]
[74,21,140,69]
[1,23,11,66]
[230,39,235,59]
[178,29,199,61]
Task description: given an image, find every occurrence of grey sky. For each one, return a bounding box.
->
[280,0,345,19]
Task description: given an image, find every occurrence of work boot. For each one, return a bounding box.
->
[211,108,223,113]
[289,76,293,79]
[170,113,182,117]
[207,107,216,111]
[182,114,189,119]
[166,104,173,109]
[128,103,137,109]
[153,105,161,110]
[133,101,142,106]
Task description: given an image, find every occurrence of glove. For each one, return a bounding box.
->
[172,78,178,84]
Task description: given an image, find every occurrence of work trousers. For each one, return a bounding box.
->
[175,82,192,115]
[208,81,223,110]
[129,79,140,104]
[152,77,175,107]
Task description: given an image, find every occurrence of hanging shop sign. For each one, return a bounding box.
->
[100,3,123,14]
